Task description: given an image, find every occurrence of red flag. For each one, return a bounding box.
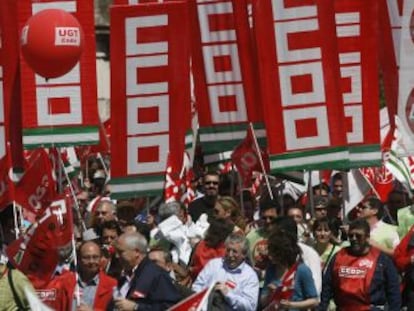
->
[360,166,394,202]
[168,285,212,311]
[182,171,196,206]
[232,126,268,188]
[178,152,195,206]
[14,149,57,216]
[251,172,263,197]
[164,153,182,203]
[7,198,73,288]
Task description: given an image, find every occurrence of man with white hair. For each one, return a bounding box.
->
[109,232,181,311]
[192,233,259,310]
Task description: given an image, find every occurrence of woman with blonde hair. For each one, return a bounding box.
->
[213,196,246,232]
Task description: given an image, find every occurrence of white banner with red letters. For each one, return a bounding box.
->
[396,0,414,155]
[110,2,191,199]
[190,0,265,164]
[18,0,99,149]
[253,0,349,172]
[334,0,381,167]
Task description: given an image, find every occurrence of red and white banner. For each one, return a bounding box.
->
[18,0,99,149]
[253,0,348,172]
[396,1,414,155]
[190,0,265,163]
[378,0,402,130]
[113,0,177,5]
[334,0,381,167]
[110,2,191,199]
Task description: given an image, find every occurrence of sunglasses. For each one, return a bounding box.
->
[261,216,275,221]
[205,181,219,185]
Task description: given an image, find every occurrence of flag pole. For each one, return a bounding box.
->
[97,152,109,178]
[249,123,273,200]
[307,171,315,219]
[58,150,86,232]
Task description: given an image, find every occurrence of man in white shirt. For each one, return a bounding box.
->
[192,233,259,310]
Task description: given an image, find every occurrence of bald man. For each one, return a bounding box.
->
[46,241,117,311]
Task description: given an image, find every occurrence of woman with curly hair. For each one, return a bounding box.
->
[260,230,319,310]
[188,218,234,280]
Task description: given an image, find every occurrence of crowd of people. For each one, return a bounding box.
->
[1,158,414,311]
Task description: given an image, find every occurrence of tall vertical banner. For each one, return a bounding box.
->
[190,0,265,164]
[396,1,414,155]
[0,0,26,209]
[110,2,191,199]
[379,0,403,129]
[18,0,99,149]
[253,0,348,172]
[334,0,381,167]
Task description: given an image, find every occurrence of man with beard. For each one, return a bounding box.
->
[188,172,220,222]
[318,219,401,311]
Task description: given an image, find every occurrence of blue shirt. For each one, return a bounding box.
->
[262,263,318,310]
[72,274,99,310]
[192,258,259,310]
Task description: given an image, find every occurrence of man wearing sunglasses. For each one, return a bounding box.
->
[318,219,401,311]
[188,172,220,222]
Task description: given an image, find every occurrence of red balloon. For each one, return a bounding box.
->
[21,9,84,79]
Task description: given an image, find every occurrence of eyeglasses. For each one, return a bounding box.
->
[349,232,365,240]
[205,181,219,185]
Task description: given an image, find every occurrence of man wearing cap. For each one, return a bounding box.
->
[313,196,329,221]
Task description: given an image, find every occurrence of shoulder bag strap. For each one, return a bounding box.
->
[7,268,26,310]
